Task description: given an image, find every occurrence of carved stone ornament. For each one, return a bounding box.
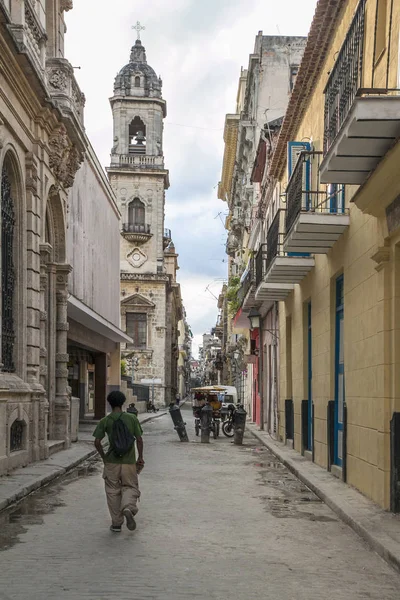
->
[48,69,68,91]
[49,124,83,189]
[127,247,147,269]
[60,0,73,11]
[0,117,5,149]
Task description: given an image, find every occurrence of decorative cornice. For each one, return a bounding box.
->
[120,272,169,282]
[371,245,390,272]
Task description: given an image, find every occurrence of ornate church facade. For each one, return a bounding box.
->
[107,36,182,407]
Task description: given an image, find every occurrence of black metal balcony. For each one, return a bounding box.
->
[265,211,280,275]
[122,223,150,234]
[237,258,255,307]
[320,0,400,186]
[255,245,267,288]
[254,210,314,303]
[284,151,349,253]
[323,0,366,155]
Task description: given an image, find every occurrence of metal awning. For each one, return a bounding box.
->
[67,295,132,344]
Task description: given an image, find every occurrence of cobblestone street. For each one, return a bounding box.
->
[1,406,399,600]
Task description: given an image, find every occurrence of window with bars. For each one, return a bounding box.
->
[1,164,16,372]
[128,198,145,226]
[126,312,147,349]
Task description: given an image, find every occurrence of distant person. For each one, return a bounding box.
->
[93,391,144,533]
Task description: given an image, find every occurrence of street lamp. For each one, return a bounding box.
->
[248,307,261,331]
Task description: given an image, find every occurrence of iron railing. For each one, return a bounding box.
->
[237,258,255,306]
[323,0,366,154]
[122,223,151,234]
[285,151,346,234]
[265,211,280,275]
[255,245,267,287]
[10,420,24,452]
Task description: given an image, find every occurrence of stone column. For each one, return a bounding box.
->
[94,353,107,420]
[53,264,72,444]
[47,263,57,438]
[39,244,51,449]
[108,344,121,397]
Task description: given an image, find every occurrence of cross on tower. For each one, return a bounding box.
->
[132,21,145,41]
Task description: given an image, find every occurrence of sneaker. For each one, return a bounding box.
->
[110,525,122,533]
[123,509,137,531]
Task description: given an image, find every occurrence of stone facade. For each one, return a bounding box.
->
[0,1,126,474]
[218,34,306,422]
[0,0,81,473]
[107,38,181,407]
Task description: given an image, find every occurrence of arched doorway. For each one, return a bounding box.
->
[41,189,70,442]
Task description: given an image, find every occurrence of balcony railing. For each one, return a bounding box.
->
[122,223,151,234]
[266,211,280,274]
[116,155,165,169]
[323,0,366,154]
[237,259,254,307]
[286,151,347,232]
[255,245,267,288]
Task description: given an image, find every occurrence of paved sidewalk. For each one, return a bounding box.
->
[247,422,400,572]
[0,409,169,513]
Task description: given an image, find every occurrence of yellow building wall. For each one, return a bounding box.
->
[277,0,400,509]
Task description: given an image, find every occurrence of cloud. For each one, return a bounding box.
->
[65,0,318,355]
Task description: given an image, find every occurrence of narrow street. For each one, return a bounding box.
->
[0,406,399,600]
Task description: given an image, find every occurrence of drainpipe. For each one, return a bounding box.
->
[259,315,264,430]
[272,301,278,436]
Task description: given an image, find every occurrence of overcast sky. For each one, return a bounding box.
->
[65,0,317,357]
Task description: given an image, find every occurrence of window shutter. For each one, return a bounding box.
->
[288,141,311,178]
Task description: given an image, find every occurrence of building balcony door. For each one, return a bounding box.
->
[334,275,345,466]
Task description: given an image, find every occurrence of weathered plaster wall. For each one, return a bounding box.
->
[67,148,121,327]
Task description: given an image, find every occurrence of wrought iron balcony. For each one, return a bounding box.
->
[237,258,256,309]
[255,210,314,303]
[121,223,152,244]
[284,151,349,254]
[320,0,400,185]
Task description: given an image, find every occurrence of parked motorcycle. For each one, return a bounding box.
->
[222,404,236,437]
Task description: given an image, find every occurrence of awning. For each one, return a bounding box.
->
[67,295,132,344]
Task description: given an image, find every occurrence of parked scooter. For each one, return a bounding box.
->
[222,404,236,437]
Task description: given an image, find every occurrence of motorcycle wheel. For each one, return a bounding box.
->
[222,420,234,438]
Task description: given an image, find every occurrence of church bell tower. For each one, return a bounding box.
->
[107,29,171,406]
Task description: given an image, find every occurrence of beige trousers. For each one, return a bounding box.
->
[103,463,140,526]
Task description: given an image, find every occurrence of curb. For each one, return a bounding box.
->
[0,409,171,514]
[247,424,400,573]
[0,446,98,513]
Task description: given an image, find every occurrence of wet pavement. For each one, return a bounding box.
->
[0,405,399,599]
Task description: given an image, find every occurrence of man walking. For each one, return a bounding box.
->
[93,391,144,532]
